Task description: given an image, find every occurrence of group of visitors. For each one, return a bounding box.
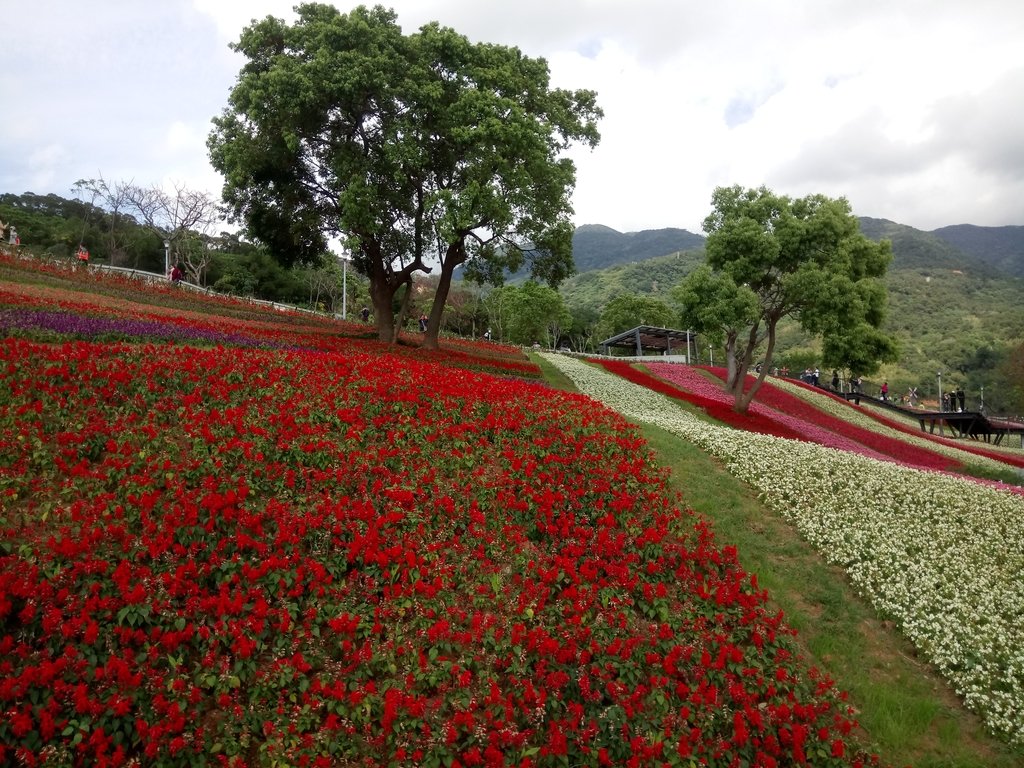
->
[942,387,967,412]
[719,362,977,414]
[863,380,970,412]
[799,367,821,386]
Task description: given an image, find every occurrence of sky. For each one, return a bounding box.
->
[3,0,1023,235]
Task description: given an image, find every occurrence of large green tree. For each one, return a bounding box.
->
[675,185,896,413]
[483,281,570,347]
[208,3,601,345]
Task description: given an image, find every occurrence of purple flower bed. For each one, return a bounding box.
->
[0,309,269,348]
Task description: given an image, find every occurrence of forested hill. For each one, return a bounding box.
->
[855,218,995,274]
[563,219,1024,309]
[569,219,1024,279]
[570,224,705,272]
[561,218,1024,414]
[485,224,705,284]
[930,224,1024,278]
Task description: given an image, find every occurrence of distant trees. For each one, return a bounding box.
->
[123,182,221,283]
[996,343,1024,414]
[0,189,351,310]
[596,293,676,342]
[208,3,601,346]
[72,177,135,266]
[675,186,897,414]
[484,282,570,347]
[564,303,601,352]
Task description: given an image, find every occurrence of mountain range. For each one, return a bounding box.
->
[569,219,1024,278]
[562,218,1024,410]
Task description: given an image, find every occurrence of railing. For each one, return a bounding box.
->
[85,263,341,319]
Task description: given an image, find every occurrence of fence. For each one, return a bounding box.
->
[86,263,341,319]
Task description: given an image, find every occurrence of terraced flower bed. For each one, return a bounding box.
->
[0,261,871,766]
[542,353,1024,747]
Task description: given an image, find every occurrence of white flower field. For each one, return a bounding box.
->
[541,353,1024,745]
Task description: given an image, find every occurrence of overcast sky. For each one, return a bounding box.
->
[3,0,1023,234]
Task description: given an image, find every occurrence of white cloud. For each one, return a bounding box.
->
[24,145,70,191]
[190,0,298,42]
[2,0,1023,235]
[162,121,198,154]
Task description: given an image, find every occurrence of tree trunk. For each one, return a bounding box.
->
[372,298,395,343]
[370,275,398,343]
[724,327,748,394]
[725,325,758,412]
[724,335,740,392]
[731,321,778,414]
[391,278,414,344]
[422,241,464,351]
[356,232,432,344]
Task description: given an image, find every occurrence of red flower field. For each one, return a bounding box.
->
[0,256,876,766]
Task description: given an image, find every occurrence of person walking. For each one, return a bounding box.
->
[880,381,889,401]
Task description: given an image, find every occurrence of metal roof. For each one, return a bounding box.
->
[599,325,695,355]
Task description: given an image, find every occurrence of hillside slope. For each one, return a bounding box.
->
[931,223,1024,278]
[1,251,890,767]
[570,224,705,272]
[562,221,1024,407]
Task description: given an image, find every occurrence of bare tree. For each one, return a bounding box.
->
[72,176,136,266]
[299,261,338,312]
[124,182,221,283]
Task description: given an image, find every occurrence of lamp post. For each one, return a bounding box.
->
[937,372,943,411]
[709,344,713,367]
[980,385,985,413]
[340,252,349,319]
[163,240,170,278]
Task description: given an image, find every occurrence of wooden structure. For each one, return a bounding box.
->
[916,411,1024,446]
[599,325,696,358]
[843,392,1024,446]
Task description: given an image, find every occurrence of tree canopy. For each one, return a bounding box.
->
[675,185,896,413]
[484,281,570,347]
[596,293,677,342]
[208,3,601,344]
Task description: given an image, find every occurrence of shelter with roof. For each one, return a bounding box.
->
[599,325,697,360]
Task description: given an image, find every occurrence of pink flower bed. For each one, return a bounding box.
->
[645,365,961,472]
[594,360,806,441]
